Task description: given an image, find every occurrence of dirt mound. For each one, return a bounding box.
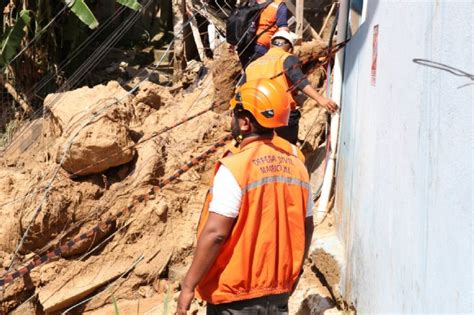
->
[0,39,338,314]
[0,69,229,313]
[211,43,242,111]
[295,38,328,64]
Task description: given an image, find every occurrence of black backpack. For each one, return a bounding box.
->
[226,0,274,51]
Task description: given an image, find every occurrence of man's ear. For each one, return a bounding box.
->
[240,116,252,132]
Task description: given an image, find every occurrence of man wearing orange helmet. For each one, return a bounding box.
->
[244,30,339,144]
[177,79,314,314]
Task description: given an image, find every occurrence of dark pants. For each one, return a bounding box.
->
[207,293,289,315]
[275,110,301,145]
[238,43,265,69]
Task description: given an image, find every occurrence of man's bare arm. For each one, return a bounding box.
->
[177,213,235,314]
[302,85,339,113]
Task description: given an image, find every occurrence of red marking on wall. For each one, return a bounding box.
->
[371,25,379,86]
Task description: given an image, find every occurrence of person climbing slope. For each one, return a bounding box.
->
[229,0,290,68]
[244,30,339,144]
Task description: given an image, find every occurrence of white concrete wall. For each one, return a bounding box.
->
[335,0,473,313]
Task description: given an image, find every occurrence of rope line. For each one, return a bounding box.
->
[1,0,197,153]
[2,0,290,277]
[0,134,231,287]
[3,0,207,267]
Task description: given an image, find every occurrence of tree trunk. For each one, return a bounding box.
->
[172,0,186,82]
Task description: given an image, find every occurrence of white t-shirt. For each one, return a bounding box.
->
[209,165,314,218]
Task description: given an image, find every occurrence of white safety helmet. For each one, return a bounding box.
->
[271,30,297,49]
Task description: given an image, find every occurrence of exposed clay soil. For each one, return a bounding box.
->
[0,39,342,314]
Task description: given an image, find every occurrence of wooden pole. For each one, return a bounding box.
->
[172,0,186,82]
[286,0,320,40]
[189,15,205,61]
[295,0,304,40]
[318,2,336,37]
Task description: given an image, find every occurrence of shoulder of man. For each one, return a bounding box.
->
[283,54,300,68]
[272,135,306,163]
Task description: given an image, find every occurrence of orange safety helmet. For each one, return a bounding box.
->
[229,79,290,129]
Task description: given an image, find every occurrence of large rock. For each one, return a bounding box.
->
[57,114,136,176]
[45,81,136,176]
[38,257,135,313]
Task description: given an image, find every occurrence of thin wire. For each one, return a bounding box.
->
[40,0,154,123]
[56,0,150,94]
[60,254,144,314]
[1,4,134,156]
[0,2,70,73]
[214,1,230,17]
[0,15,211,212]
[28,5,129,98]
[78,221,133,261]
[5,3,205,269]
[223,0,234,10]
[4,0,259,271]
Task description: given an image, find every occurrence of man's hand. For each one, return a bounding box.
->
[317,97,339,113]
[176,287,194,315]
[301,85,339,113]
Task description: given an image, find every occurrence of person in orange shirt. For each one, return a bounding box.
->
[177,79,314,314]
[238,0,289,68]
[244,30,339,144]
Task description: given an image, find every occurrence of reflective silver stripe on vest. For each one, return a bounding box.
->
[306,188,313,216]
[242,176,312,212]
[242,176,311,193]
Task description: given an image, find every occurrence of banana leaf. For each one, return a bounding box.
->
[116,0,142,11]
[0,10,32,66]
[64,0,99,29]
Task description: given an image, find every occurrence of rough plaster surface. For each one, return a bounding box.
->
[335,1,473,313]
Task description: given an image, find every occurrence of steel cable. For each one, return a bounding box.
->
[28,5,130,99]
[0,2,70,73]
[4,2,204,271]
[0,135,232,287]
[3,1,276,276]
[0,14,212,212]
[1,3,139,157]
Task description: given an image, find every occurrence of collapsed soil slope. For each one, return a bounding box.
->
[0,41,337,314]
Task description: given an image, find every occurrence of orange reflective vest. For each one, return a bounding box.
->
[245,47,297,110]
[196,136,311,304]
[256,0,284,48]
